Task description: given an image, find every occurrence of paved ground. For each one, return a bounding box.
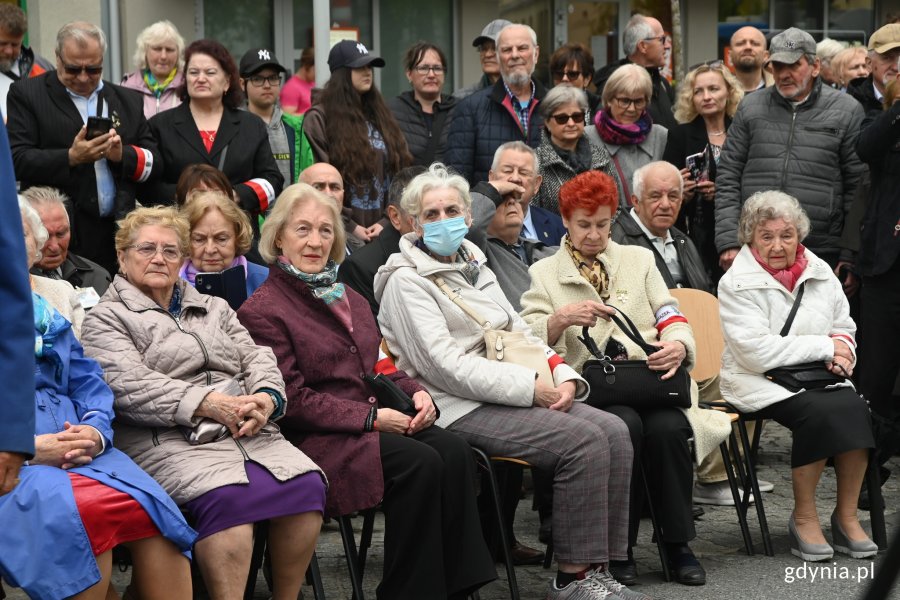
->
[6,422,900,599]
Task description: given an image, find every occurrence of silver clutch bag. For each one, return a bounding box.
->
[180,376,245,445]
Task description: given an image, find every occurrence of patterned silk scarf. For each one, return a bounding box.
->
[142,68,177,98]
[277,256,346,305]
[565,236,610,300]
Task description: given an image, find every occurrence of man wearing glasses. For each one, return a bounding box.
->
[454,19,511,100]
[240,48,311,186]
[6,20,159,275]
[595,13,676,129]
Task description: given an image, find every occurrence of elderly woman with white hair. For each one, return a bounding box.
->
[121,20,185,118]
[535,85,614,214]
[238,183,496,600]
[373,164,643,600]
[587,64,668,208]
[719,190,876,563]
[18,195,84,337]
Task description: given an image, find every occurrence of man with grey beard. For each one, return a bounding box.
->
[848,23,900,115]
[715,27,864,275]
[445,23,547,184]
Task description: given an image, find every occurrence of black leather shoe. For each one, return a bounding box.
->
[668,547,707,586]
[693,504,705,520]
[510,541,545,566]
[608,559,638,586]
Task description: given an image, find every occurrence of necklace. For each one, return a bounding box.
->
[708,129,726,136]
[200,130,216,144]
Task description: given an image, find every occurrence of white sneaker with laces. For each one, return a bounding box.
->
[593,568,653,600]
[692,481,754,506]
[545,570,625,600]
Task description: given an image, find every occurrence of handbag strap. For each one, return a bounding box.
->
[577,305,660,358]
[779,281,806,336]
[428,275,492,329]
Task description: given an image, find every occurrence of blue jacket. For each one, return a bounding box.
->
[246,261,270,297]
[528,205,567,246]
[0,118,34,457]
[0,317,196,599]
[445,78,547,185]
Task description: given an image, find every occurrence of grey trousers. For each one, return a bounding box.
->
[448,402,632,564]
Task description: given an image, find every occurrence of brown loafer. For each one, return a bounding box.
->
[510,541,545,565]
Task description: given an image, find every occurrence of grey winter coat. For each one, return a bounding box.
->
[714,78,865,258]
[82,276,323,504]
[535,129,615,214]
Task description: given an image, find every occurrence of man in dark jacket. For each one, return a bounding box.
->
[445,23,547,185]
[847,23,900,116]
[7,21,160,275]
[612,161,712,293]
[0,4,52,120]
[595,13,676,129]
[454,19,511,100]
[339,166,425,316]
[23,186,111,301]
[715,27,864,274]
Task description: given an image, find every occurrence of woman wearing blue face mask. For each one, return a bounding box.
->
[373,164,642,600]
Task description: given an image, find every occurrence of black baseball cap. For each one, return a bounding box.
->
[239,48,287,77]
[327,40,385,72]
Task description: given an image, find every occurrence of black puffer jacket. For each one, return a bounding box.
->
[714,78,865,259]
[855,101,900,276]
[388,91,457,167]
[445,78,547,184]
[847,75,883,116]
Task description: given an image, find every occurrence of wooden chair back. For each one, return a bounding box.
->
[669,288,724,382]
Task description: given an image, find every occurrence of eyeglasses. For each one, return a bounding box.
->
[248,75,282,87]
[612,97,648,109]
[688,60,725,71]
[643,35,667,44]
[61,62,103,76]
[549,111,586,125]
[478,44,497,55]
[129,243,182,262]
[414,64,445,74]
[553,70,586,81]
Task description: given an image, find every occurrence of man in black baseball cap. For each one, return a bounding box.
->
[327,40,385,72]
[239,47,306,185]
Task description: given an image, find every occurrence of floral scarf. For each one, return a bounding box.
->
[277,256,346,305]
[565,235,610,300]
[33,292,71,383]
[594,109,652,146]
[750,243,810,292]
[143,68,177,98]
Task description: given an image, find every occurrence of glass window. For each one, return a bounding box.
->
[379,0,453,99]
[204,0,274,61]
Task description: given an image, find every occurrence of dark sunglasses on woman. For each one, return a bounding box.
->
[550,111,586,125]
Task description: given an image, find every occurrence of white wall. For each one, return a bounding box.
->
[457,0,500,90]
[683,0,718,72]
[119,0,198,73]
[28,0,102,60]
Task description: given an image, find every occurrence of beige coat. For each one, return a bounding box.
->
[32,275,84,339]
[82,276,323,504]
[520,240,731,463]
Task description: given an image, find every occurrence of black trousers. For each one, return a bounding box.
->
[600,404,695,546]
[378,427,496,600]
[861,260,900,466]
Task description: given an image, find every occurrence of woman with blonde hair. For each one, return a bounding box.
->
[663,61,744,281]
[121,20,185,118]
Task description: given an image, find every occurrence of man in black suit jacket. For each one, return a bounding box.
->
[7,21,159,274]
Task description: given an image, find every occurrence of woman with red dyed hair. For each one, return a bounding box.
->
[521,169,730,588]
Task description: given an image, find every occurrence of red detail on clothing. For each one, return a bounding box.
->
[199,130,215,153]
[245,180,269,212]
[68,472,160,556]
[131,145,146,180]
[500,93,540,138]
[655,315,688,333]
[831,333,855,348]
[547,353,565,373]
[28,64,47,78]
[749,243,809,292]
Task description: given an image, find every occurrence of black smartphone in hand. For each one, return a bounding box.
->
[86,116,113,140]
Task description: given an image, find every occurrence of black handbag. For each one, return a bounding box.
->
[577,306,692,409]
[364,373,423,417]
[763,282,846,393]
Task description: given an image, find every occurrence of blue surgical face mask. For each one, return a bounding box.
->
[422,216,469,257]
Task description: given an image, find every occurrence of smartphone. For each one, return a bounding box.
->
[195,266,248,311]
[86,116,113,140]
[685,151,709,183]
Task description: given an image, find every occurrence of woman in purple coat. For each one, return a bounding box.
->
[238,183,495,600]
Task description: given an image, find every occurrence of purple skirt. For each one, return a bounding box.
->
[183,461,325,540]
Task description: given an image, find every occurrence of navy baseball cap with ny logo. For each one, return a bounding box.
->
[327,40,386,72]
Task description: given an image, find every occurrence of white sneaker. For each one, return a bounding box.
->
[692,481,754,506]
[546,571,625,600]
[592,568,653,600]
[757,479,774,492]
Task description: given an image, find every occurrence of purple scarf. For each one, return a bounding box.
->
[179,255,249,285]
[594,109,652,146]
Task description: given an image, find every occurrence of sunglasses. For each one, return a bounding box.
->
[688,60,725,71]
[553,69,586,81]
[550,111,586,125]
[61,63,103,76]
